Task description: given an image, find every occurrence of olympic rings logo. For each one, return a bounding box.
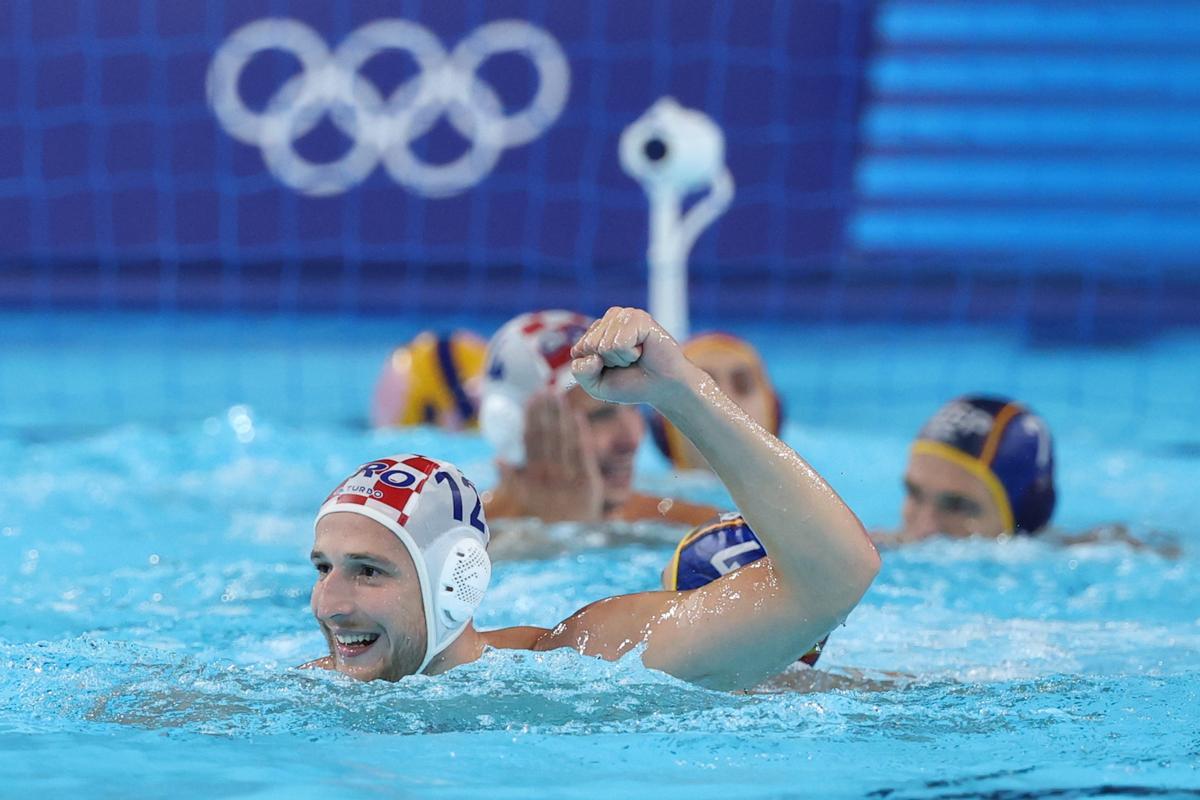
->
[206,18,570,197]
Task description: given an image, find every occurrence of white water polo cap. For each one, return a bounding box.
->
[480,310,594,465]
[315,454,492,675]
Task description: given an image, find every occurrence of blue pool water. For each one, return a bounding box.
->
[1,312,1198,798]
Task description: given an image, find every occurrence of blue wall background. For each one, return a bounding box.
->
[0,0,1197,335]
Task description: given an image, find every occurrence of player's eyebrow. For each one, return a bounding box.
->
[310,550,398,570]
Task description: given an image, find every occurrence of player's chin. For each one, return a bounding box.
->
[327,639,397,682]
[601,474,634,507]
[331,658,382,681]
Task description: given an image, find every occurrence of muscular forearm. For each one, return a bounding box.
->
[655,362,880,617]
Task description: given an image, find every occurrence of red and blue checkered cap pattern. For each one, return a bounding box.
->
[320,454,490,549]
[322,455,441,529]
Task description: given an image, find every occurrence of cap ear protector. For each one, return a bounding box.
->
[436,536,491,625]
[478,391,526,465]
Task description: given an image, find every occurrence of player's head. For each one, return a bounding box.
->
[369,330,488,430]
[311,455,491,681]
[649,332,782,470]
[480,310,644,510]
[903,395,1056,540]
[662,514,824,666]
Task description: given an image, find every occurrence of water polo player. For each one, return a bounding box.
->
[662,512,827,668]
[369,330,487,430]
[478,310,715,525]
[649,332,783,471]
[304,307,880,689]
[891,395,1056,542]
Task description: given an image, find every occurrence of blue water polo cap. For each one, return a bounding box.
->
[666,512,767,591]
[665,513,825,666]
[913,395,1056,534]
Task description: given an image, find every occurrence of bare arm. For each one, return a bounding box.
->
[1051,524,1180,558]
[547,307,880,690]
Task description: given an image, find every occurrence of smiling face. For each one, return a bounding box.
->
[310,512,427,681]
[566,386,645,512]
[900,452,1008,540]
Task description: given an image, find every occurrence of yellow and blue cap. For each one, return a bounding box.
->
[914,395,1056,535]
[370,330,488,430]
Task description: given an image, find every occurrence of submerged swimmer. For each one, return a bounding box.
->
[478,310,715,526]
[649,332,783,472]
[303,307,880,689]
[370,330,487,430]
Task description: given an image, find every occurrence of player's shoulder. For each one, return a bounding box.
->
[298,656,333,670]
[481,625,551,651]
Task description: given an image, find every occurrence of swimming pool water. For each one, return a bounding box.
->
[1,312,1198,799]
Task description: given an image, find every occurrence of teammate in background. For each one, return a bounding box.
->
[370,330,488,430]
[649,332,783,472]
[304,307,880,689]
[477,310,715,526]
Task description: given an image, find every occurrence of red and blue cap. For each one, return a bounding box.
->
[317,454,492,674]
[479,310,594,465]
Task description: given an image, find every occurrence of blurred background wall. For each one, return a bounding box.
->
[1,0,1197,432]
[4,0,1195,332]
